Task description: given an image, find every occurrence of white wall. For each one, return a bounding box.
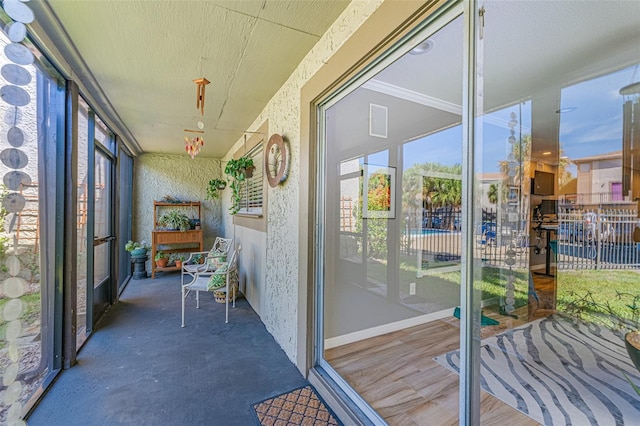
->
[221,0,385,363]
[592,167,622,195]
[231,225,266,316]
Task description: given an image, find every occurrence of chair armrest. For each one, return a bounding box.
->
[206,252,227,260]
[185,251,210,263]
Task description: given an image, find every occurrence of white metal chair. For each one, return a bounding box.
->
[181,237,233,286]
[181,244,241,326]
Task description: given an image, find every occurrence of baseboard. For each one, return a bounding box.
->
[324,308,454,349]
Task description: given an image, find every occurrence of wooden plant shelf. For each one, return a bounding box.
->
[151,202,203,278]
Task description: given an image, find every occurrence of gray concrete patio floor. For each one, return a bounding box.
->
[27,272,308,425]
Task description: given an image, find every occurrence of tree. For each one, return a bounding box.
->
[488,183,499,205]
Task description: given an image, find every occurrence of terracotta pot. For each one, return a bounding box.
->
[156,258,169,268]
[175,260,182,269]
[625,331,640,372]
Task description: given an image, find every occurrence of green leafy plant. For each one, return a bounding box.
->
[206,178,227,200]
[564,290,639,332]
[154,251,169,261]
[170,253,186,262]
[224,156,255,215]
[125,240,149,253]
[158,210,191,232]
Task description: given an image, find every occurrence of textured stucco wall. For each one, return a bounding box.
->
[222,0,385,362]
[133,154,224,263]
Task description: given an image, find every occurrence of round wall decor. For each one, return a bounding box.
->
[265,133,290,187]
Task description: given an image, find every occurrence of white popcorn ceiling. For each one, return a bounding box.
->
[44,0,350,158]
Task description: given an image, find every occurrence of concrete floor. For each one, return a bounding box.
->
[27,273,308,425]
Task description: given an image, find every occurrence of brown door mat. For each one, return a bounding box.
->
[252,385,342,426]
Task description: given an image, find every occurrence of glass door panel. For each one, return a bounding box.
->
[477,2,640,424]
[76,97,90,349]
[93,148,113,320]
[319,12,464,424]
[118,150,133,292]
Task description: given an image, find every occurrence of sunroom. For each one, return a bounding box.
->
[1,1,640,425]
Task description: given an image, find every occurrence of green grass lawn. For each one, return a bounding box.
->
[557,269,640,330]
[367,253,529,311]
[365,253,640,328]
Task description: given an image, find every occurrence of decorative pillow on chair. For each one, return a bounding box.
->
[207,250,227,267]
[207,264,228,291]
[208,248,226,260]
[206,255,226,268]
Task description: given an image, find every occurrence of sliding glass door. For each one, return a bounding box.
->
[92,147,114,321]
[315,1,640,424]
[475,2,640,424]
[317,7,465,424]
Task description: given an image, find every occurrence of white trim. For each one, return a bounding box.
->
[363,79,532,134]
[324,308,454,349]
[364,79,462,115]
[417,264,461,277]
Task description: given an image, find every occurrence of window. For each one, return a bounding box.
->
[238,143,264,215]
[579,163,591,173]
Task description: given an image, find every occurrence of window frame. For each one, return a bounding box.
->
[232,121,269,232]
[237,142,264,216]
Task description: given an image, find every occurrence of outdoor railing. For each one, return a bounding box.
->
[406,207,640,272]
[556,207,640,270]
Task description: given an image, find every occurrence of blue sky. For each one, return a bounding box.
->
[402,64,639,174]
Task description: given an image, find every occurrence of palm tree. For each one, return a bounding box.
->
[488,183,499,205]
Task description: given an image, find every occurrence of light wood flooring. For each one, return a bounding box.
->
[325,316,541,425]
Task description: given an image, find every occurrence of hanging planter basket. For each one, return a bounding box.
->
[224,156,255,214]
[241,166,255,179]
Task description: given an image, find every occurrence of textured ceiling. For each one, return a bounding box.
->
[37,1,640,161]
[45,0,350,157]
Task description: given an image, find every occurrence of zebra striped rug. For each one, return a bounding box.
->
[434,315,640,425]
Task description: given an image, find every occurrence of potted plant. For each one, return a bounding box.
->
[206,178,227,200]
[158,210,191,232]
[154,251,170,268]
[125,240,149,257]
[224,156,255,214]
[170,253,186,269]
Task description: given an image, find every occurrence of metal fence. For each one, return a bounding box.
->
[556,207,640,270]
[408,207,640,272]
